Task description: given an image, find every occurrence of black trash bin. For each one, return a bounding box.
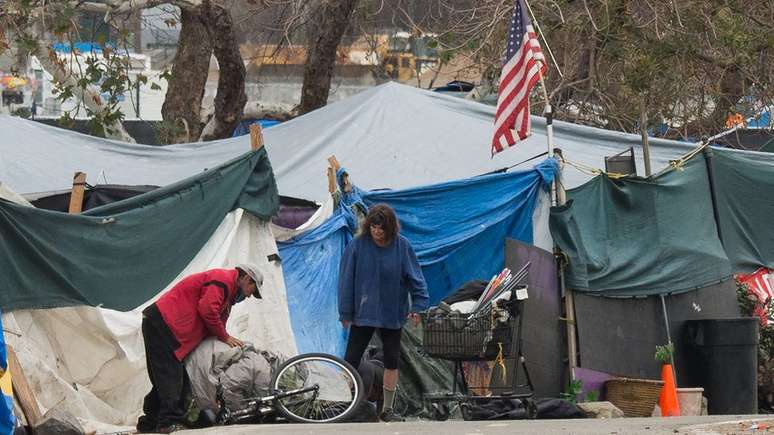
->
[683,318,758,414]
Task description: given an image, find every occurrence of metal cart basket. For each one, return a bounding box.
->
[419,292,536,420]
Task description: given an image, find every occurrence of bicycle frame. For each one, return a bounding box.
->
[218,385,320,424]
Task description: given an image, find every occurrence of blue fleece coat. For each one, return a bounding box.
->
[338,234,429,329]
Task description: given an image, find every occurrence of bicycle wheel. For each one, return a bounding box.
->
[271,353,364,423]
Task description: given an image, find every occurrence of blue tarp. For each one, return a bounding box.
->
[280,159,558,355]
[231,119,281,137]
[278,214,353,357]
[748,110,771,128]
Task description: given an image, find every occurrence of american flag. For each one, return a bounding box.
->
[492,0,547,155]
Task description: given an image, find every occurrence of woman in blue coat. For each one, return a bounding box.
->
[338,204,429,422]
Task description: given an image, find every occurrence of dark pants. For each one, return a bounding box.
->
[137,304,189,431]
[344,325,402,370]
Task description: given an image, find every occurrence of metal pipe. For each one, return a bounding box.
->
[660,294,678,386]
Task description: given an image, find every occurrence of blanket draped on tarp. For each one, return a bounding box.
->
[279,158,558,355]
[549,146,774,297]
[0,149,279,312]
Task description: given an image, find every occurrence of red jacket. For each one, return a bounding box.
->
[156,268,240,361]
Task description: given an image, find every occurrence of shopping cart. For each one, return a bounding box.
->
[419,290,536,420]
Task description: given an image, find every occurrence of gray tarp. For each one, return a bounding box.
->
[1,82,695,201]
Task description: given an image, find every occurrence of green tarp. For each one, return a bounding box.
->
[758,137,774,153]
[550,145,774,296]
[714,149,774,272]
[550,156,732,296]
[0,149,278,312]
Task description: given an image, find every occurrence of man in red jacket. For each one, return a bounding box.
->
[136,263,263,433]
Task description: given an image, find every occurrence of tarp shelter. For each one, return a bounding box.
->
[550,146,774,296]
[548,146,774,398]
[0,82,697,203]
[0,81,712,425]
[0,150,298,429]
[280,159,558,357]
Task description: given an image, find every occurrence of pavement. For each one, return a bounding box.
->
[151,416,774,435]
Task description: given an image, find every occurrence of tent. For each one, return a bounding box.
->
[548,144,774,396]
[280,159,558,356]
[0,81,721,426]
[0,82,696,202]
[0,81,702,263]
[0,150,297,429]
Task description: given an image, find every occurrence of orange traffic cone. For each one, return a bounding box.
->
[659,364,681,416]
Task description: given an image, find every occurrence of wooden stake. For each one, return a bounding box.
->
[327,166,336,194]
[7,345,41,428]
[68,171,86,214]
[249,124,264,150]
[564,287,579,371]
[327,155,340,172]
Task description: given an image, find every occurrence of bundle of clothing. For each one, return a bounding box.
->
[184,338,288,417]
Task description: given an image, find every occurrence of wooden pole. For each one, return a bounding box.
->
[327,166,336,194]
[327,155,341,172]
[249,123,264,150]
[7,345,42,428]
[536,65,579,374]
[554,149,578,373]
[68,172,86,214]
[327,154,340,194]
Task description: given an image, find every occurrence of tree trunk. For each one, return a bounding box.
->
[298,0,361,115]
[161,7,212,143]
[198,0,247,141]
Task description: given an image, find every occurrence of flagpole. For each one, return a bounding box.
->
[536,62,555,192]
[537,69,554,157]
[537,58,579,374]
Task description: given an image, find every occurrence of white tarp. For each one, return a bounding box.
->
[2,209,297,428]
[0,82,699,201]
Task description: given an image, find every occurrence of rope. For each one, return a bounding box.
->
[495,342,507,383]
[489,308,507,383]
[668,141,710,172]
[563,158,629,179]
[508,151,549,171]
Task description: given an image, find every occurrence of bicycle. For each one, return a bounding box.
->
[205,352,364,425]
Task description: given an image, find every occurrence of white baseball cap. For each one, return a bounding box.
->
[236,263,264,298]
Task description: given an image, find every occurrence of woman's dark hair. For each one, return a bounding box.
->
[362,204,400,244]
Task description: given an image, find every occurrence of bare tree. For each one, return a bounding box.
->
[399,0,774,139]
[1,0,249,142]
[198,0,247,140]
[161,7,212,142]
[299,0,362,115]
